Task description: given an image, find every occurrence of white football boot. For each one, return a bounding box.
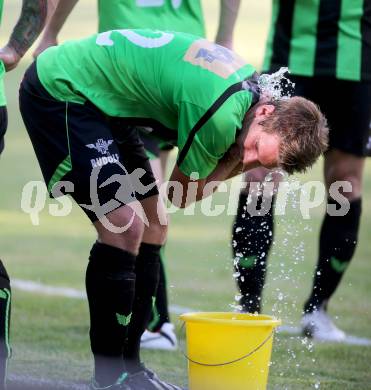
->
[301,308,346,342]
[140,323,178,351]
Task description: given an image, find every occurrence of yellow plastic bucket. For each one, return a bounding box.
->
[180,312,281,390]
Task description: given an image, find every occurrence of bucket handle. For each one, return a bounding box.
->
[179,323,274,367]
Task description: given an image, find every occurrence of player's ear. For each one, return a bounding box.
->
[254,104,275,119]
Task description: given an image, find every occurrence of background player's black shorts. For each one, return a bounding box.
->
[290,75,371,157]
[140,131,175,160]
[0,105,7,155]
[19,62,158,222]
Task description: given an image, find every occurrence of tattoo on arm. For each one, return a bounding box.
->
[8,0,48,57]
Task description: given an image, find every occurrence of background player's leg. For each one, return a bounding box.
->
[0,260,11,390]
[141,149,177,350]
[147,251,170,332]
[0,107,8,155]
[0,107,9,390]
[232,168,279,313]
[303,150,364,339]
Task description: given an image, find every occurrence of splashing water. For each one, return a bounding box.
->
[258,67,295,101]
[264,169,286,183]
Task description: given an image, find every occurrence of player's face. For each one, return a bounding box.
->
[242,104,281,170]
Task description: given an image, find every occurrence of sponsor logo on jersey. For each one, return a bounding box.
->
[196,47,234,64]
[184,39,247,79]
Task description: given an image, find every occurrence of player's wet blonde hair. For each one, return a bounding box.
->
[258,96,329,174]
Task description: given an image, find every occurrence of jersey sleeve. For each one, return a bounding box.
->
[176,97,246,179]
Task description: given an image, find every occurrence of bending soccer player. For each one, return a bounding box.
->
[0,0,51,388]
[19,30,328,389]
[232,0,371,341]
[34,0,242,350]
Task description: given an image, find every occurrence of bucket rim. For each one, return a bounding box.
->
[179,312,281,327]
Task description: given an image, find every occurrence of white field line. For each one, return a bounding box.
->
[277,324,371,346]
[8,374,90,390]
[12,279,371,347]
[11,278,194,315]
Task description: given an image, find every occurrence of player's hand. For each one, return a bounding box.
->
[33,36,58,59]
[0,45,21,72]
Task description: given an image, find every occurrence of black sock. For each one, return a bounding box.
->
[232,193,274,313]
[304,198,362,313]
[86,242,136,386]
[0,260,11,390]
[124,243,161,373]
[148,248,170,332]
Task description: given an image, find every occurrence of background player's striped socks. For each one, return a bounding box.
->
[86,242,136,387]
[0,260,11,390]
[304,198,362,313]
[124,243,161,373]
[232,193,274,313]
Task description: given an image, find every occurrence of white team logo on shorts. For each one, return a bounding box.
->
[86,139,119,168]
[86,139,114,155]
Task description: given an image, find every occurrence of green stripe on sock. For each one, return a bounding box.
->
[116,312,132,327]
[330,257,350,273]
[148,297,160,331]
[238,256,256,269]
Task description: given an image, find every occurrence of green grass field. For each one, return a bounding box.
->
[1,1,371,389]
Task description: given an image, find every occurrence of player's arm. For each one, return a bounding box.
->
[215,0,241,49]
[0,0,48,71]
[33,0,79,57]
[169,143,242,208]
[168,101,244,208]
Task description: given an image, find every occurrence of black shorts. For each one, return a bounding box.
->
[0,105,7,155]
[19,62,158,222]
[290,75,371,157]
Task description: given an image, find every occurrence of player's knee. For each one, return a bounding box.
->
[327,169,363,200]
[325,150,365,200]
[96,213,144,254]
[144,220,168,245]
[122,216,145,244]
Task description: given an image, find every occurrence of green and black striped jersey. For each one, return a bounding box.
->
[263,0,371,82]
